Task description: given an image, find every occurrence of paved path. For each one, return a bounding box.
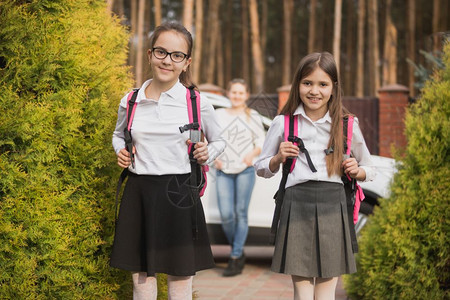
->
[193,245,349,300]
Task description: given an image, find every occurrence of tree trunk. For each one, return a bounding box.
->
[192,0,203,84]
[308,0,317,53]
[282,0,293,85]
[248,0,264,92]
[333,0,343,72]
[206,0,220,83]
[106,0,114,11]
[216,22,224,88]
[225,0,233,84]
[261,0,268,66]
[383,0,397,86]
[407,0,415,97]
[154,0,162,26]
[115,0,124,17]
[313,1,324,52]
[242,0,250,84]
[432,0,440,52]
[356,0,365,97]
[183,0,194,32]
[135,0,146,86]
[144,0,152,79]
[128,0,137,71]
[345,0,355,95]
[368,0,380,96]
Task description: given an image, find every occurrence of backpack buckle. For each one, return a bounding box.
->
[179,122,199,133]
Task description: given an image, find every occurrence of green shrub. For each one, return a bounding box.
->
[343,43,450,299]
[0,0,134,298]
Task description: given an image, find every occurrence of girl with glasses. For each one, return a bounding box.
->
[110,22,225,300]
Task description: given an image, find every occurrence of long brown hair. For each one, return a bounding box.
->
[149,22,196,88]
[280,52,350,176]
[227,78,251,119]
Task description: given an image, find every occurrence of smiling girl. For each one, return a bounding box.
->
[110,22,225,300]
[254,52,375,300]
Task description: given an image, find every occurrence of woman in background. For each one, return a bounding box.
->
[214,79,265,277]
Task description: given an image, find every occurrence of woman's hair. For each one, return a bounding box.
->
[227,78,251,119]
[149,22,196,88]
[280,52,350,176]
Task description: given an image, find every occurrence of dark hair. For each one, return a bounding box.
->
[280,52,350,176]
[227,78,251,119]
[149,22,196,88]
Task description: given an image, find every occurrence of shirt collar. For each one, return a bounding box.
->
[294,104,331,124]
[136,79,185,102]
[164,79,186,100]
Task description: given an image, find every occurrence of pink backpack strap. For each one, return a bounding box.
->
[343,115,366,224]
[126,90,139,131]
[344,115,354,181]
[186,88,202,130]
[353,183,366,224]
[345,115,354,156]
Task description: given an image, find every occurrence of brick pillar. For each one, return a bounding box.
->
[378,84,409,158]
[198,83,224,95]
[277,84,291,113]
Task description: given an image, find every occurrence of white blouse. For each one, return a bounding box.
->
[215,108,265,174]
[112,79,226,175]
[254,104,376,188]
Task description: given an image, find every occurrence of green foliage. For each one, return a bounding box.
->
[0,0,135,298]
[406,49,445,90]
[343,43,450,299]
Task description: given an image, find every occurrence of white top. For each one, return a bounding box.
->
[254,104,376,188]
[215,108,265,174]
[112,79,226,175]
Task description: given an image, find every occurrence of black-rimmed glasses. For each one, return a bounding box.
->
[152,47,188,63]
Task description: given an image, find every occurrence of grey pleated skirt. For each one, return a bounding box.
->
[271,181,356,278]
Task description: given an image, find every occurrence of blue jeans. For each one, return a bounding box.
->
[216,167,256,258]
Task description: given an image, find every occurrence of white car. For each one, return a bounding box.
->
[201,92,397,245]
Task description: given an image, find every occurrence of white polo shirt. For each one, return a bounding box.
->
[112,79,226,175]
[254,104,376,188]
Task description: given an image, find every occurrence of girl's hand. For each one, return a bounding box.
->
[214,159,223,170]
[242,153,254,166]
[342,157,365,180]
[186,140,209,165]
[269,142,299,173]
[117,147,135,168]
[276,141,300,164]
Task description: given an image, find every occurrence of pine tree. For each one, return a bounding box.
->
[343,43,450,299]
[0,0,134,298]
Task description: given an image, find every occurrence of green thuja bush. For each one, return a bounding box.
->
[343,43,450,299]
[0,0,135,298]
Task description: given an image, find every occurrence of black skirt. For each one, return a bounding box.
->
[110,172,215,276]
[271,181,356,278]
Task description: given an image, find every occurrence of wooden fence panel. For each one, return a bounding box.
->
[343,97,379,155]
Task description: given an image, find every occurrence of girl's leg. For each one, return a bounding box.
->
[314,277,338,300]
[291,275,314,300]
[167,275,193,300]
[216,171,236,245]
[132,272,157,300]
[232,167,256,258]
